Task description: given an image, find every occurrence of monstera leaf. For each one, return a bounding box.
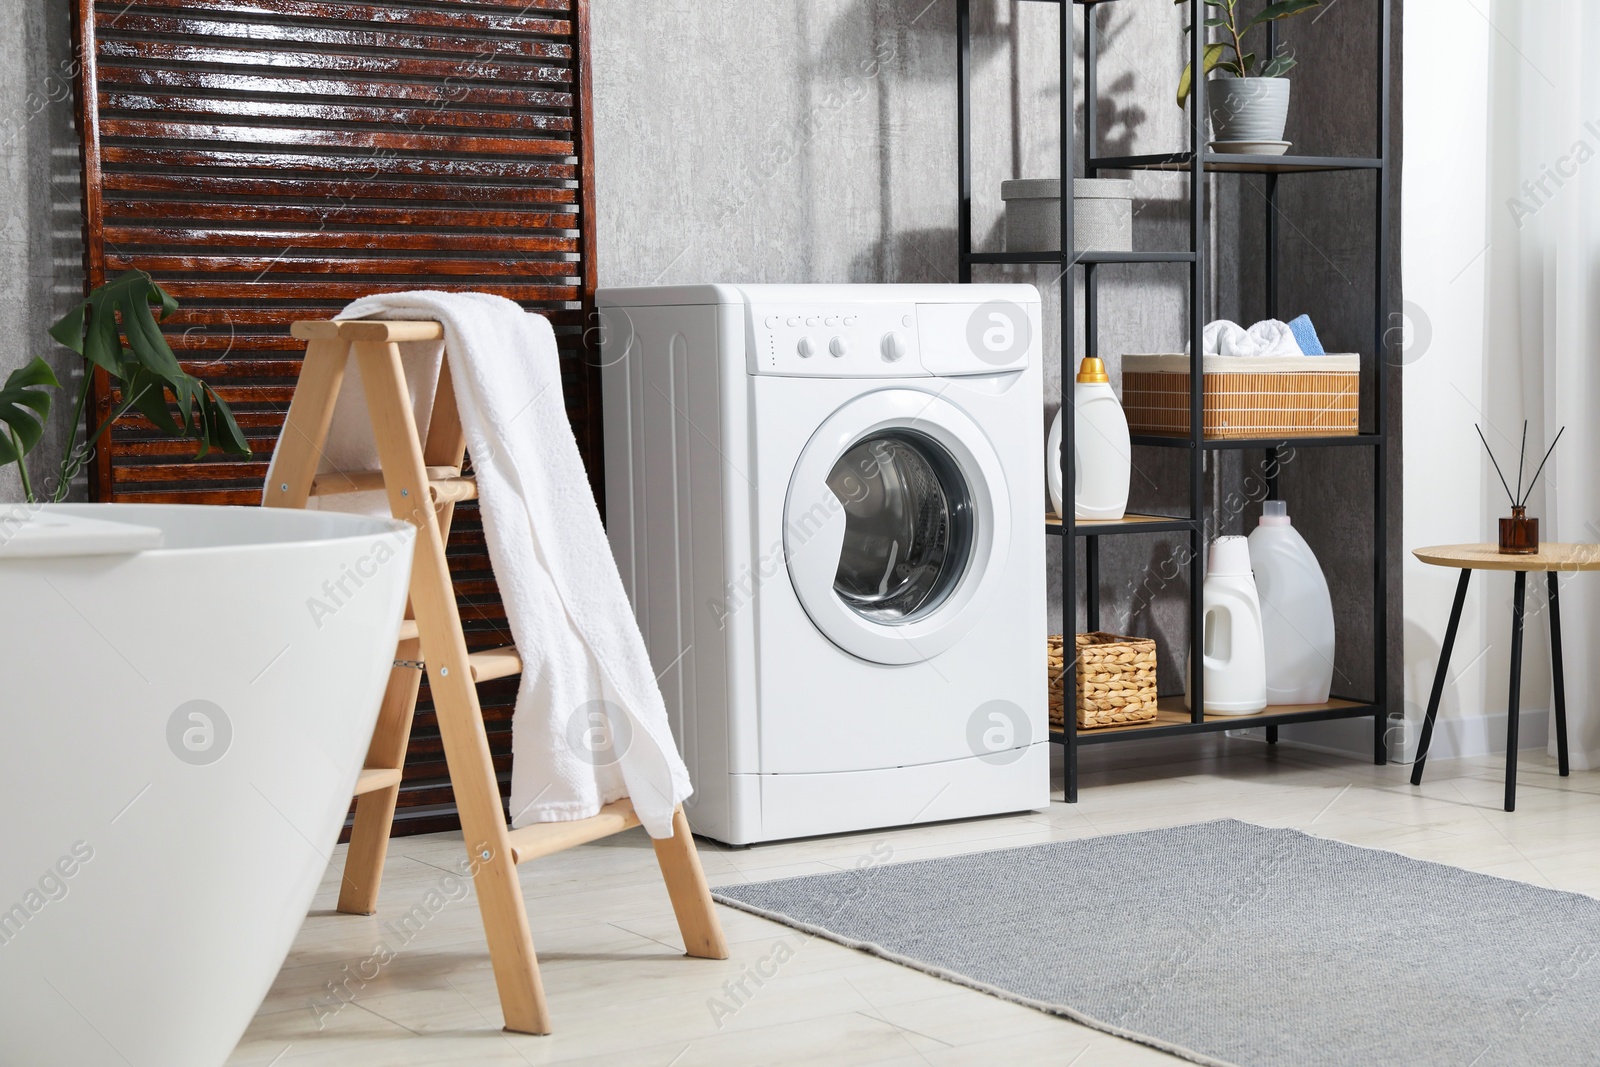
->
[49,270,248,461]
[1,270,249,501]
[49,269,181,380]
[0,357,59,466]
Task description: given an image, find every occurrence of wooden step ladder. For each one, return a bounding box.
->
[265,318,728,1034]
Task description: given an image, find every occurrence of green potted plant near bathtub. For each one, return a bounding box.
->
[1176,0,1322,153]
[0,270,248,502]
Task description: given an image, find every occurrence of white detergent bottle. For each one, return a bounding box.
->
[1073,356,1131,520]
[1248,499,1336,704]
[1185,536,1268,714]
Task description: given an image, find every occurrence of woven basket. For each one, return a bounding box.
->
[1121,354,1359,439]
[1049,632,1159,729]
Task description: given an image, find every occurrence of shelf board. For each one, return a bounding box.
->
[1130,432,1382,451]
[1046,512,1194,536]
[967,250,1196,266]
[1053,696,1380,745]
[1088,152,1383,175]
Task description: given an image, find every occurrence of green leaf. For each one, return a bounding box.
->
[1262,54,1298,78]
[0,357,60,465]
[51,271,250,463]
[1204,17,1228,27]
[49,270,181,380]
[1177,42,1229,108]
[1248,0,1321,30]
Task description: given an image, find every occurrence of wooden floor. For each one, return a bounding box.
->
[227,738,1600,1066]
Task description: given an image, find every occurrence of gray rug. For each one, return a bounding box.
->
[712,820,1600,1067]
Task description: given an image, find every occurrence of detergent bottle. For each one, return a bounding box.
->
[1185,536,1268,714]
[1072,357,1131,520]
[1248,499,1336,704]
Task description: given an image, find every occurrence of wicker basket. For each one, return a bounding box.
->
[1049,632,1159,729]
[1121,353,1359,439]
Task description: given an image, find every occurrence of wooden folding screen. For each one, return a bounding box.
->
[73,0,600,836]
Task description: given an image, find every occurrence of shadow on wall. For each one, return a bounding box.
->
[848,227,960,284]
[1025,2,1149,165]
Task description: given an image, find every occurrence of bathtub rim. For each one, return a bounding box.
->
[9,503,416,559]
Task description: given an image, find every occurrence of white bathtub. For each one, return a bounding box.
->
[0,504,415,1067]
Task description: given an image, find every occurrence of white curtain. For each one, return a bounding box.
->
[1485,0,1600,768]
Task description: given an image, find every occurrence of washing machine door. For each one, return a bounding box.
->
[783,388,1012,665]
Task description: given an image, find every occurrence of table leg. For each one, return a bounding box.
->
[1504,570,1527,812]
[1412,569,1472,786]
[1266,725,1279,745]
[1548,571,1570,777]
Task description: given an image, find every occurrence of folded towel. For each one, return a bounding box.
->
[264,291,691,838]
[1286,314,1326,355]
[1201,318,1305,358]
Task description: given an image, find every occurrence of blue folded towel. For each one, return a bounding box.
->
[1287,314,1325,355]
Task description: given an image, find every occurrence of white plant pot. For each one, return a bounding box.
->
[1208,76,1291,143]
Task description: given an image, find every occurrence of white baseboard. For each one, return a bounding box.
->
[1229,708,1550,763]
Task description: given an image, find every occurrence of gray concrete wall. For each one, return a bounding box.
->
[0,0,86,503]
[592,0,1402,713]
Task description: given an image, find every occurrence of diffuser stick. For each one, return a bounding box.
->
[1517,426,1565,508]
[1476,424,1517,506]
[1515,420,1528,504]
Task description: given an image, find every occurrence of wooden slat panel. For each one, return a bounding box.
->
[104,227,577,256]
[75,0,603,838]
[102,201,579,231]
[99,13,573,61]
[104,253,579,277]
[100,120,574,158]
[100,147,576,181]
[108,0,572,36]
[97,41,575,87]
[101,92,574,134]
[102,172,577,204]
[97,67,574,109]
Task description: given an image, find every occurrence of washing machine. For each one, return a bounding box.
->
[599,284,1047,844]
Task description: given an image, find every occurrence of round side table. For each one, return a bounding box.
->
[1411,543,1600,810]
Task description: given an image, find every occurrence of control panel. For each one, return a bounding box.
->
[748,300,1034,378]
[750,303,924,377]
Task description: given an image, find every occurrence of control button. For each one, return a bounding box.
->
[765,315,780,329]
[828,336,848,358]
[901,314,913,328]
[797,336,816,359]
[843,316,858,326]
[824,316,839,327]
[805,316,820,327]
[880,332,909,362]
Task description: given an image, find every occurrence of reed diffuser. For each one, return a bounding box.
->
[1477,421,1563,554]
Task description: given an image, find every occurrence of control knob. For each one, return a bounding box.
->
[880,332,909,362]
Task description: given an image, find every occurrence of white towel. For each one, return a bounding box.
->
[1200,318,1305,358]
[264,291,691,838]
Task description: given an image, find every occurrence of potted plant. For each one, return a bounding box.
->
[1176,0,1322,150]
[0,270,248,503]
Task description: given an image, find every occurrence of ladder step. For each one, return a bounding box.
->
[468,646,523,683]
[505,799,640,865]
[397,618,419,642]
[311,466,477,504]
[353,767,403,796]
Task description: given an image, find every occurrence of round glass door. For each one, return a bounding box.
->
[783,388,1011,665]
[826,431,973,623]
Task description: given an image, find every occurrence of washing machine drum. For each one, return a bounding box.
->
[784,389,1012,665]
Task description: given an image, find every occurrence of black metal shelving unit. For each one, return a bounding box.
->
[956,0,1392,801]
